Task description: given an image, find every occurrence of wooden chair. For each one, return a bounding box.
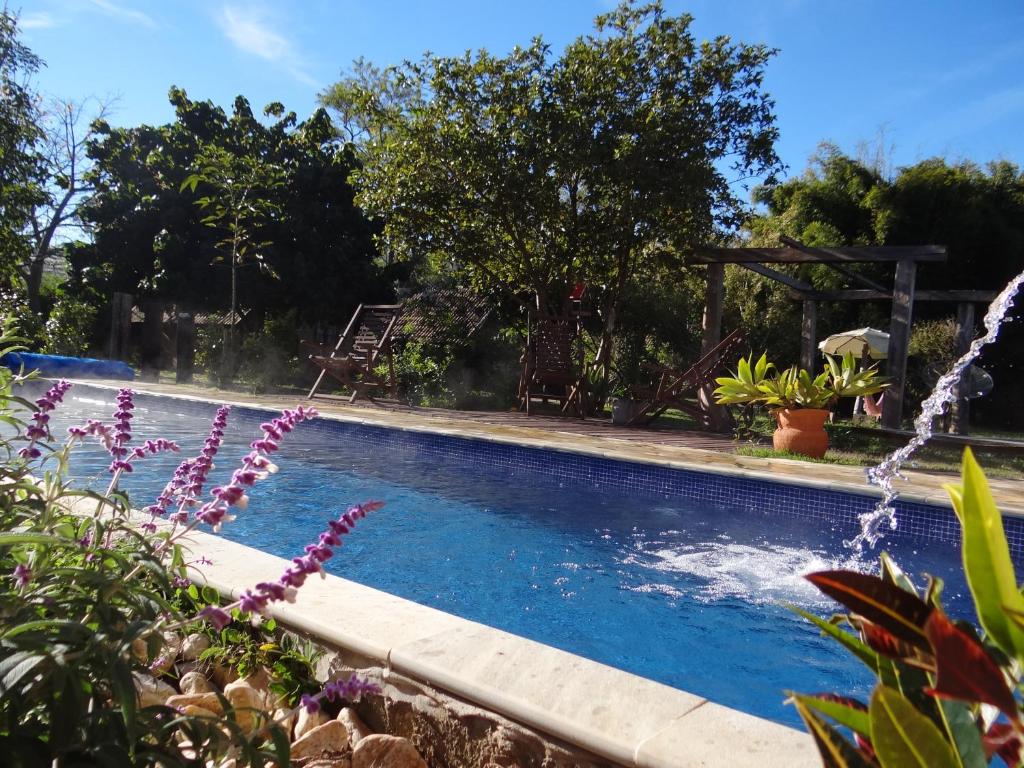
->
[628,328,746,427]
[306,304,402,402]
[519,308,585,417]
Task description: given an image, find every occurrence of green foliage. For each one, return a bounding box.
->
[237,311,302,393]
[41,294,97,356]
[0,10,44,288]
[339,0,781,375]
[714,352,887,410]
[792,449,1024,767]
[0,321,306,765]
[77,88,384,326]
[742,145,1024,428]
[391,339,455,407]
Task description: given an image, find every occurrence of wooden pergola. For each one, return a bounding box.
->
[689,238,996,431]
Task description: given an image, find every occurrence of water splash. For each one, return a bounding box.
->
[847,269,1024,550]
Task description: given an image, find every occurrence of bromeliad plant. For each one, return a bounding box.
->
[0,322,380,766]
[791,449,1024,767]
[714,351,888,411]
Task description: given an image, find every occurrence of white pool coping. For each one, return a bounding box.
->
[186,528,817,767]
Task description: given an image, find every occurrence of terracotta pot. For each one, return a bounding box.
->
[773,408,830,459]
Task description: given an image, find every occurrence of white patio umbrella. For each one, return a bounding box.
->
[817,327,890,359]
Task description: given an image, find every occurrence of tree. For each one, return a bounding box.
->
[77,88,383,324]
[182,144,284,374]
[22,97,112,312]
[0,9,43,288]
[331,0,782,380]
[739,147,1024,427]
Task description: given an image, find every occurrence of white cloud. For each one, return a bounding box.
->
[217,4,317,86]
[86,0,157,29]
[21,12,58,29]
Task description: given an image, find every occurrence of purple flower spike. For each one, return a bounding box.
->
[12,564,31,588]
[299,694,320,713]
[18,380,71,460]
[199,605,232,631]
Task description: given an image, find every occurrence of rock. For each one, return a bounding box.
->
[211,663,239,689]
[352,734,427,768]
[166,692,224,715]
[294,706,329,740]
[291,720,350,760]
[181,704,219,719]
[271,707,295,739]
[131,637,148,663]
[240,666,271,691]
[302,759,351,768]
[179,670,216,695]
[149,633,181,675]
[337,707,372,746]
[180,633,211,661]
[224,682,265,733]
[133,672,176,708]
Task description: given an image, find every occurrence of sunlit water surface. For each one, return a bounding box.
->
[43,389,980,727]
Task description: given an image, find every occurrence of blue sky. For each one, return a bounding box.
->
[19,0,1024,181]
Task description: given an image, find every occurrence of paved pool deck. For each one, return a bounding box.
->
[73,379,1024,515]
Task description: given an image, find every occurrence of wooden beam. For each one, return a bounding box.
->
[175,311,195,385]
[801,300,818,372]
[740,262,814,294]
[792,289,998,302]
[690,245,947,265]
[778,236,890,292]
[882,260,916,428]
[107,292,132,360]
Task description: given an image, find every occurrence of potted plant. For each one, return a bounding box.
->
[713,352,887,458]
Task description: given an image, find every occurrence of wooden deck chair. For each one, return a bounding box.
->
[628,328,746,427]
[519,308,585,417]
[306,304,402,402]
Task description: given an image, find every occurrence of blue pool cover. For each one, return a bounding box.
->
[1,352,134,381]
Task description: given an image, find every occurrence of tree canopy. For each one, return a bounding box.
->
[0,9,44,288]
[325,0,782,372]
[75,88,384,323]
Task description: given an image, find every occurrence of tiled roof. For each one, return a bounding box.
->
[397,288,493,346]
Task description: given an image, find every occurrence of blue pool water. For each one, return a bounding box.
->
[45,388,982,728]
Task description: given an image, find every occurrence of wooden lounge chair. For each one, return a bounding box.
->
[628,328,746,427]
[519,308,585,417]
[306,304,402,402]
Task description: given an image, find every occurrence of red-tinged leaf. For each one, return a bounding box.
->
[854,733,876,763]
[860,619,926,661]
[792,699,877,768]
[983,722,1022,765]
[806,570,933,651]
[924,611,1019,719]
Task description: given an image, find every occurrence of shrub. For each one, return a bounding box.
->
[41,294,98,356]
[237,311,302,394]
[791,449,1024,766]
[0,322,379,765]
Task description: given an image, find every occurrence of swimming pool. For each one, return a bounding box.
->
[46,386,1002,728]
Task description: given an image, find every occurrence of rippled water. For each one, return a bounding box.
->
[41,387,978,727]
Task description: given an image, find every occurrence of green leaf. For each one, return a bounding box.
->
[793,698,876,767]
[946,448,1024,659]
[805,570,933,651]
[788,605,881,669]
[869,686,958,768]
[937,699,988,768]
[790,692,871,737]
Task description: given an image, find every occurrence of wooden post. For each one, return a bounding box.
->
[140,300,163,383]
[882,259,916,429]
[175,311,195,384]
[108,292,132,360]
[699,263,727,430]
[800,300,818,372]
[950,301,975,435]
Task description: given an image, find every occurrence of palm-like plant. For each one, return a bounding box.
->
[714,352,888,411]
